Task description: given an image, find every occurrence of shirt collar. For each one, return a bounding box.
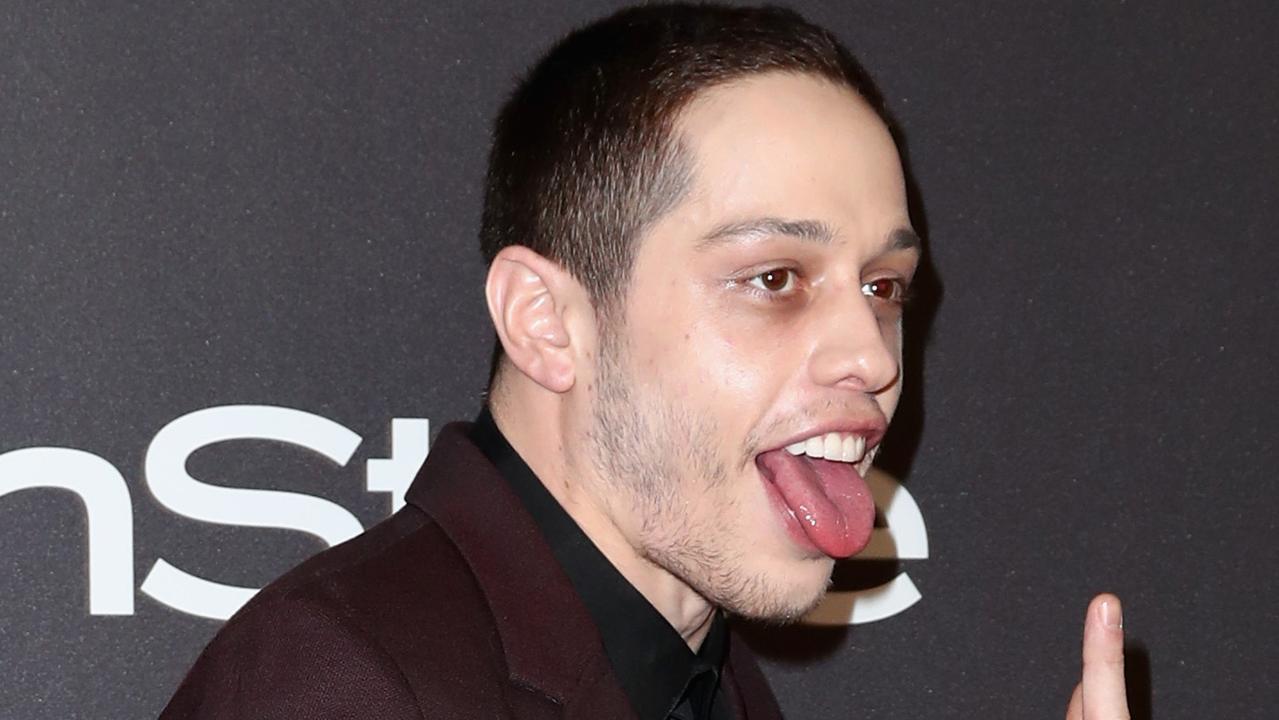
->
[470,407,728,720]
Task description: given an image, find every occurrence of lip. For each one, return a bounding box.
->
[758,416,889,458]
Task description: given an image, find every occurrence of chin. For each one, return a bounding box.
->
[666,544,836,623]
[732,557,834,623]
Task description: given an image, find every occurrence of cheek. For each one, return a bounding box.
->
[633,287,782,387]
[878,383,903,421]
[686,306,797,405]
[626,284,801,448]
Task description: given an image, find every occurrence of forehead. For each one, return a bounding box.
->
[668,72,908,235]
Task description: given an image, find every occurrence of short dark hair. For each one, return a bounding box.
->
[481,3,886,383]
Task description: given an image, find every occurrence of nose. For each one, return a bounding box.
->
[808,289,900,394]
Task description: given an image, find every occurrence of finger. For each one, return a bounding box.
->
[1081,593,1130,720]
[1065,681,1083,720]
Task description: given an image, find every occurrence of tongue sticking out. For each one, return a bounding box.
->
[757,449,876,558]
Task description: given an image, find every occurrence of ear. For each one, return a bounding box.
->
[484,246,589,394]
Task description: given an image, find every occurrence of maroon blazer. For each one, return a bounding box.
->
[159,422,785,719]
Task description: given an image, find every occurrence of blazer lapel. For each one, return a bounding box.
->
[405,422,638,719]
[723,629,785,720]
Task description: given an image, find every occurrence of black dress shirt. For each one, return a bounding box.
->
[471,408,732,720]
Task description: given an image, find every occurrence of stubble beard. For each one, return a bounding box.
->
[585,328,830,622]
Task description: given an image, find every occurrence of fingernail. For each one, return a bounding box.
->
[1100,598,1123,629]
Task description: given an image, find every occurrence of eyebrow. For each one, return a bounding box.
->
[698,217,837,249]
[697,215,922,255]
[886,227,923,253]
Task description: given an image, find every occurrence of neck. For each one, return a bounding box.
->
[489,385,716,649]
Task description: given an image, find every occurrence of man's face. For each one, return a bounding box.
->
[584,72,919,621]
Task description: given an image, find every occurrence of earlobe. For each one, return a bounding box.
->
[485,247,580,394]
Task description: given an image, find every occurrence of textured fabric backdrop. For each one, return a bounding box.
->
[2,1,1275,718]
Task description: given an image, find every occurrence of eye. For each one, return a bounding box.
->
[747,268,798,294]
[861,277,907,303]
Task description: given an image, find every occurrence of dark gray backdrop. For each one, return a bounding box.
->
[2,1,1276,718]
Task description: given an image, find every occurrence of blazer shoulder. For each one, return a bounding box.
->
[163,507,511,719]
[160,586,425,720]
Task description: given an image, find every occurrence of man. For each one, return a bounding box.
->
[161,4,1130,719]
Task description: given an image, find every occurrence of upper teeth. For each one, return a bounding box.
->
[784,432,867,464]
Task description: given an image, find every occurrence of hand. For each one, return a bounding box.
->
[1065,593,1131,720]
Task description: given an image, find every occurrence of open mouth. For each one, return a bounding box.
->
[755,430,879,558]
